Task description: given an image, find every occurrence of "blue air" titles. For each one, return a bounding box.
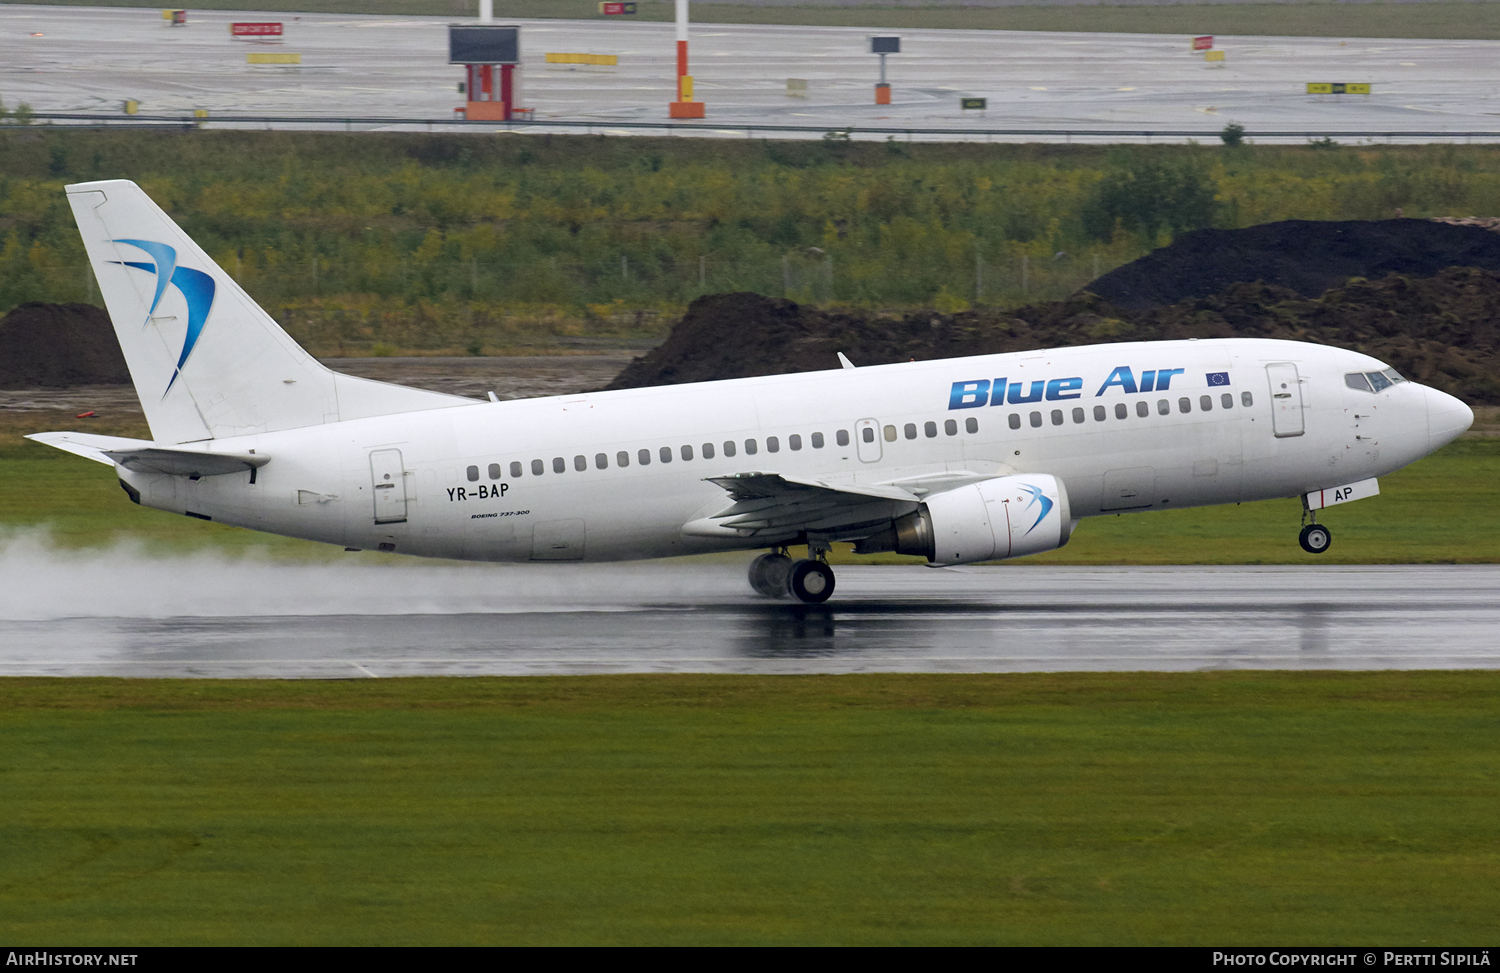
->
[949,366,1188,410]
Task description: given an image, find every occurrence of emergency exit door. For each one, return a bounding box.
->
[855,418,883,462]
[1266,363,1305,438]
[370,448,409,524]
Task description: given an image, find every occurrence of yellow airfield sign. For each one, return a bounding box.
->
[1307,83,1371,94]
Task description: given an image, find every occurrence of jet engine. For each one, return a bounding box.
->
[855,473,1074,565]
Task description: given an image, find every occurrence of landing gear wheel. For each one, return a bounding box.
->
[749,552,793,598]
[1299,523,1332,554]
[787,559,835,604]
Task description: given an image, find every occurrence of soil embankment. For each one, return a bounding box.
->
[1087,218,1500,311]
[607,268,1500,404]
[6,220,1500,405]
[0,303,128,389]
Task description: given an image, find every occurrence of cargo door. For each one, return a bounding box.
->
[1267,363,1305,438]
[855,418,882,463]
[369,448,409,524]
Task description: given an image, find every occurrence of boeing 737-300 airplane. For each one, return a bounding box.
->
[30,181,1475,602]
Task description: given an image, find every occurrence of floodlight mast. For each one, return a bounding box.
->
[669,0,705,118]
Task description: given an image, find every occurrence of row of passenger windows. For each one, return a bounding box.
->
[1005,391,1253,429]
[464,417,986,482]
[462,391,1251,482]
[891,418,980,441]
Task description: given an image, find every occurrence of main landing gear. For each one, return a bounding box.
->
[1298,498,1333,554]
[748,547,836,604]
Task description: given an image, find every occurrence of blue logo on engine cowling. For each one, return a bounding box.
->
[109,238,216,396]
[1019,483,1053,534]
[949,366,1189,409]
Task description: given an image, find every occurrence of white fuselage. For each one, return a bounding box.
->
[120,337,1469,563]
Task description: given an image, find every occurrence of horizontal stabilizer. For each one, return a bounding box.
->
[27,431,267,477]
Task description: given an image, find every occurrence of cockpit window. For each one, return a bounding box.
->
[1347,368,1407,393]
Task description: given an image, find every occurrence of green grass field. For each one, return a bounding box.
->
[2,672,1497,945]
[10,0,1500,41]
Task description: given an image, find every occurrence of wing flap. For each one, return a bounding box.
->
[706,471,919,503]
[687,471,920,539]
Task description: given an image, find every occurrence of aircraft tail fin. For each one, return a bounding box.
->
[66,180,469,444]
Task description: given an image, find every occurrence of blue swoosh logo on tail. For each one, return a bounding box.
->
[115,238,176,319]
[109,239,215,395]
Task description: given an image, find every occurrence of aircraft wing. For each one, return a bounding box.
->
[683,471,921,538]
[27,432,268,477]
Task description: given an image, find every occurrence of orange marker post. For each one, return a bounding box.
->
[669,0,704,118]
[870,36,899,105]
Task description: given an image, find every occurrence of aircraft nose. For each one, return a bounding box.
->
[1426,385,1474,451]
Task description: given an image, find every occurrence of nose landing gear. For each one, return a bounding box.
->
[748,544,837,603]
[1298,497,1333,554]
[1299,523,1332,554]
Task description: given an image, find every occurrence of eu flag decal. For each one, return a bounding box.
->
[1206,371,1231,387]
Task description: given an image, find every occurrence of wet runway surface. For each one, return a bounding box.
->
[3,561,1496,677]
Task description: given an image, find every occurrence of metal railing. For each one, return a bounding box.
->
[13,112,1500,142]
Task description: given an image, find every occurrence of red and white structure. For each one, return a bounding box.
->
[669,0,704,119]
[230,22,283,38]
[450,24,520,121]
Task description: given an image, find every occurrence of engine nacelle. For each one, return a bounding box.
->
[856,474,1073,565]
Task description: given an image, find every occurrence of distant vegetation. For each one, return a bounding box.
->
[5,130,1500,352]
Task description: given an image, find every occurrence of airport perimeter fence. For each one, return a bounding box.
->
[58,249,1120,319]
[45,254,1117,336]
[17,112,1500,144]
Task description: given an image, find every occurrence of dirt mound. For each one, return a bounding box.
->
[1087,219,1500,311]
[0,303,129,389]
[1105,268,1500,403]
[605,291,1165,391]
[607,269,1500,404]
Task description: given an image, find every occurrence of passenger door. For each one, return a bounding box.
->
[369,448,409,524]
[1267,363,1305,438]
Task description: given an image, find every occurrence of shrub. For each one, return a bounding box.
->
[1081,150,1220,242]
